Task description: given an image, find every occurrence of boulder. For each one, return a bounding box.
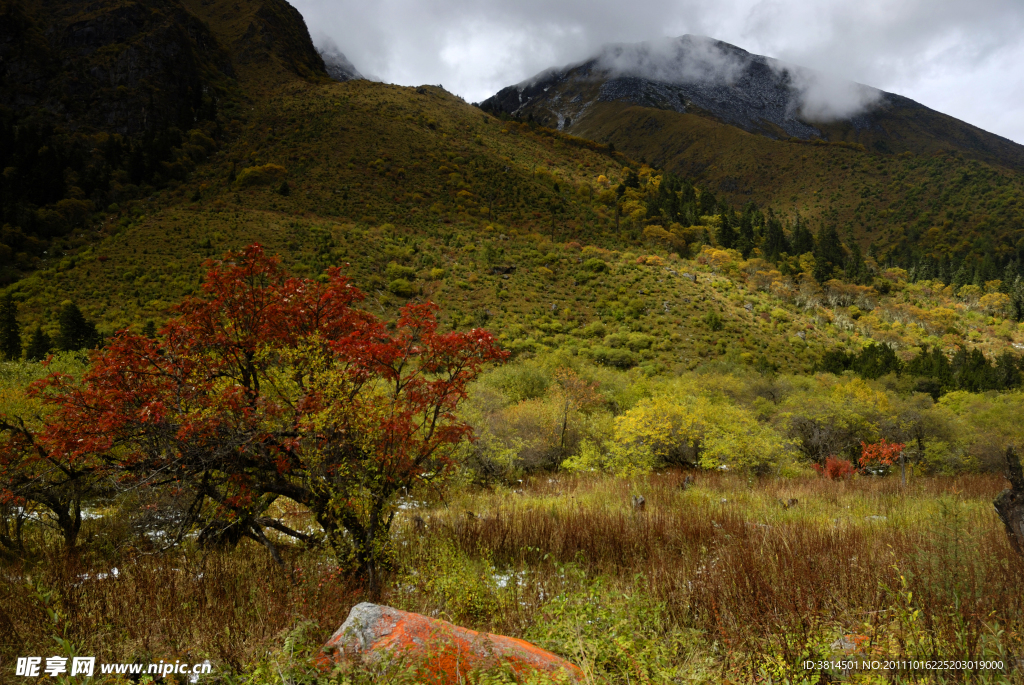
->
[319,603,583,682]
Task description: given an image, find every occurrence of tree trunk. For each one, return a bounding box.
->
[994,446,1024,556]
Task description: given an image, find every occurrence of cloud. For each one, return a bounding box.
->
[586,35,884,121]
[774,63,883,122]
[595,36,749,86]
[290,0,1024,143]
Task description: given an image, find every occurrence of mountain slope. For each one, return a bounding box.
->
[481,35,1024,171]
[10,75,1024,376]
[0,0,348,285]
[4,1,1024,377]
[480,36,1024,265]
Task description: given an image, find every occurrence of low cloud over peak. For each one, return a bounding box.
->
[585,35,884,122]
[291,0,1024,144]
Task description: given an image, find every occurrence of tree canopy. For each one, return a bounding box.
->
[0,245,506,592]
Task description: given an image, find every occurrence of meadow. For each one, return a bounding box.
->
[1,470,1020,684]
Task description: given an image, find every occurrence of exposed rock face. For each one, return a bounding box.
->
[234,0,328,80]
[481,35,873,140]
[320,603,583,681]
[317,40,363,82]
[480,34,1024,170]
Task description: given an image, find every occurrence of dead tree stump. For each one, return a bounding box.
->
[994,446,1024,556]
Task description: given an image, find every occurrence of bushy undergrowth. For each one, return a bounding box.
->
[3,473,1021,684]
[459,352,1024,482]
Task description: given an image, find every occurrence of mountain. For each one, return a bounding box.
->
[2,2,1024,375]
[480,36,1024,266]
[317,39,364,82]
[481,35,1024,171]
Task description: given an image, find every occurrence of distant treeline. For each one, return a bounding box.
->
[646,171,1024,320]
[817,342,1023,397]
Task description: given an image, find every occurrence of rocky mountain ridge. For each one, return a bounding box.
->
[317,40,363,82]
[481,35,1024,171]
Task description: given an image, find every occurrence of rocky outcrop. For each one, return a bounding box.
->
[317,40,363,82]
[320,603,583,682]
[234,0,328,80]
[480,36,844,140]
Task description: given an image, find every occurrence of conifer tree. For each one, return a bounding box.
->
[846,241,868,284]
[951,261,970,289]
[790,216,815,255]
[737,209,755,258]
[25,326,51,361]
[813,225,845,283]
[762,209,789,260]
[55,302,98,352]
[697,189,717,217]
[716,210,737,249]
[0,293,21,361]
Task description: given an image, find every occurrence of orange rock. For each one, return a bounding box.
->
[319,603,584,683]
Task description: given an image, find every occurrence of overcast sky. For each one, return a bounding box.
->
[293,0,1024,144]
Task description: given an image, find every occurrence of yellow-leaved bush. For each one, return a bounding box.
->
[562,392,787,476]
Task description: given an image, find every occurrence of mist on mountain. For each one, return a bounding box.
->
[314,36,367,81]
[568,35,885,123]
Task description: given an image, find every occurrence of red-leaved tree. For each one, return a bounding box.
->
[859,439,906,471]
[5,245,506,592]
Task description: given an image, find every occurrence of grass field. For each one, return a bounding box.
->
[2,472,1021,683]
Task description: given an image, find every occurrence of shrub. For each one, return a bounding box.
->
[590,346,636,369]
[812,456,856,480]
[234,163,286,187]
[636,254,665,267]
[625,333,655,351]
[703,310,724,331]
[603,333,628,349]
[388,278,415,297]
[386,262,418,281]
[582,258,608,273]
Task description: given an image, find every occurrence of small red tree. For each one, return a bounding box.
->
[12,245,506,591]
[859,439,906,471]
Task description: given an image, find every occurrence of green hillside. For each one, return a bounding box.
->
[540,102,1024,269]
[1,79,822,372]
[3,0,1024,377]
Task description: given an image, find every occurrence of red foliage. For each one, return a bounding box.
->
[859,439,906,469]
[8,244,508,573]
[812,456,856,480]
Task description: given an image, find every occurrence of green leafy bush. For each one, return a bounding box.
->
[703,309,723,331]
[590,346,636,369]
[388,278,415,297]
[386,262,418,281]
